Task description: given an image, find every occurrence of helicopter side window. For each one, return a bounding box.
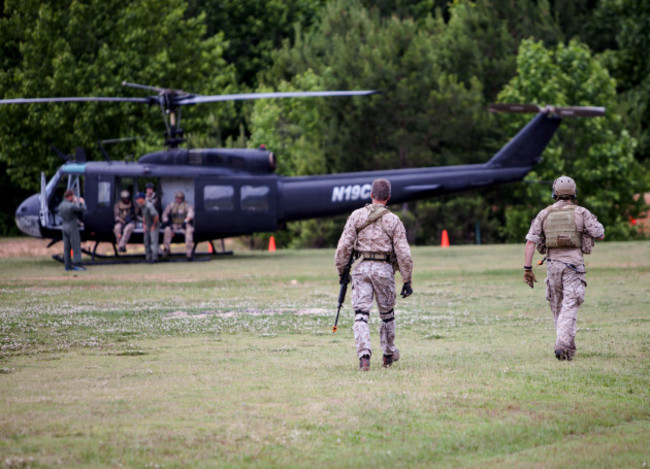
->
[97,181,111,207]
[241,185,270,212]
[204,185,234,211]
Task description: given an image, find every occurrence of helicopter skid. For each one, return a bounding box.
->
[52,249,232,265]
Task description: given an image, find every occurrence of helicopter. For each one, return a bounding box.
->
[5,83,604,262]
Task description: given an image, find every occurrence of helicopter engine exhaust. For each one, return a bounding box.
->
[139,148,277,173]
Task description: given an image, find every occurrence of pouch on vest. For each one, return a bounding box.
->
[581,232,594,254]
[543,206,582,249]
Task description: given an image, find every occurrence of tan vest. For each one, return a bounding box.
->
[117,200,133,221]
[543,205,582,249]
[170,201,189,224]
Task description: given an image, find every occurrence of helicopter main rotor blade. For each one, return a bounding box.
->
[489,104,542,113]
[181,90,381,105]
[490,103,605,117]
[547,106,606,117]
[0,97,150,105]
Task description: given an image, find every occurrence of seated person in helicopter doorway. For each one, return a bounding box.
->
[113,189,136,252]
[162,191,194,261]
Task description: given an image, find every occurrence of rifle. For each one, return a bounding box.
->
[332,205,391,333]
[333,253,355,333]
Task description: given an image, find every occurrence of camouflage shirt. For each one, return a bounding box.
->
[526,200,605,264]
[163,201,194,225]
[335,203,413,282]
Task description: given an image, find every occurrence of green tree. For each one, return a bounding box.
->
[432,0,563,102]
[596,0,650,176]
[250,1,496,246]
[254,0,487,175]
[186,0,326,88]
[497,38,642,241]
[0,0,236,192]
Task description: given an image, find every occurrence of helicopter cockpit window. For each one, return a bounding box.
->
[204,185,234,211]
[241,185,270,212]
[97,181,111,207]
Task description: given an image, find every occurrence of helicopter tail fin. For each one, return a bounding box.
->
[486,104,605,169]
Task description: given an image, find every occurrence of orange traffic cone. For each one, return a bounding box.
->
[208,242,214,254]
[441,229,450,248]
[268,235,276,252]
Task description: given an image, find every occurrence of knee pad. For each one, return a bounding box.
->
[380,309,394,323]
[354,310,369,323]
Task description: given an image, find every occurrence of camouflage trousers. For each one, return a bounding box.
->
[351,260,398,359]
[545,260,586,357]
[163,224,194,257]
[114,221,135,249]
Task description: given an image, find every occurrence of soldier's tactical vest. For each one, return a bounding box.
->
[117,200,133,221]
[543,205,582,249]
[170,201,189,224]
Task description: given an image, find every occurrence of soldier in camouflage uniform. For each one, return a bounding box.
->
[523,176,604,361]
[113,190,136,252]
[58,189,87,271]
[335,178,413,371]
[135,192,159,263]
[162,191,195,260]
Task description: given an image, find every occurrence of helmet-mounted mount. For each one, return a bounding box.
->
[552,176,577,199]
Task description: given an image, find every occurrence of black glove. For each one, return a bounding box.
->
[182,221,187,229]
[400,281,413,298]
[339,273,351,285]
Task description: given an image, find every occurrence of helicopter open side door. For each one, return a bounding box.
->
[39,171,51,229]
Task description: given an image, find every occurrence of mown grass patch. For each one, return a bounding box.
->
[0,240,648,467]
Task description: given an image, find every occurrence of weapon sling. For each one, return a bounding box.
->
[333,206,390,333]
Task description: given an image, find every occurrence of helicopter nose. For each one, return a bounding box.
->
[15,193,42,238]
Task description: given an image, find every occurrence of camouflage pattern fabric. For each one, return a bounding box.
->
[113,221,135,249]
[163,224,194,257]
[545,260,585,357]
[335,204,413,282]
[351,261,397,358]
[336,203,413,360]
[163,201,194,225]
[113,200,136,249]
[526,200,604,264]
[526,200,604,358]
[162,201,195,257]
[114,199,134,223]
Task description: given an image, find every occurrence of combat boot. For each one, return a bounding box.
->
[383,348,400,367]
[359,355,370,371]
[555,349,572,361]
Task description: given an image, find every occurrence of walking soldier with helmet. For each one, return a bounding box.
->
[523,176,605,361]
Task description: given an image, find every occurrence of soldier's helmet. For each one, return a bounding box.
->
[175,191,185,200]
[552,176,577,199]
[120,190,130,199]
[145,182,154,189]
[135,192,146,200]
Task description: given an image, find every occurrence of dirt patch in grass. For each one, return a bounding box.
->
[0,237,63,258]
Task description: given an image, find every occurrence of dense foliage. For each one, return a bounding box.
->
[0,0,647,241]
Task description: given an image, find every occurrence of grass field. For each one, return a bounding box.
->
[0,238,648,468]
